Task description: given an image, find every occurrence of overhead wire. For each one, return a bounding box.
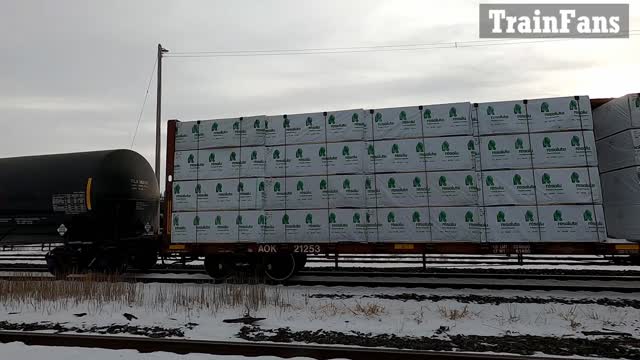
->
[130,56,157,149]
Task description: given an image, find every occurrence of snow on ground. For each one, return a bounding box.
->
[0,342,327,360]
[0,282,637,342]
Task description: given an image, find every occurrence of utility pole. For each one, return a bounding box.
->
[155,44,169,187]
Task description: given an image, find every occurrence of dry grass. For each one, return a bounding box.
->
[437,304,471,321]
[558,306,582,330]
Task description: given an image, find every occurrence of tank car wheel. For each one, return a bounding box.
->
[293,253,307,273]
[130,251,158,271]
[264,253,296,282]
[204,255,232,282]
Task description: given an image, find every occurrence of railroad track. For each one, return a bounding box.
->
[0,331,572,360]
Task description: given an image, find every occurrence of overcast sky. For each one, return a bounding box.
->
[1,0,638,190]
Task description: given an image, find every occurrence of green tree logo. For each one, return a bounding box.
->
[188,154,195,163]
[193,216,200,226]
[569,100,578,110]
[513,104,522,114]
[215,215,222,225]
[320,179,327,190]
[237,182,244,192]
[486,176,495,186]
[465,175,474,186]
[258,181,265,192]
[441,141,450,152]
[295,148,303,158]
[236,215,243,225]
[173,216,179,226]
[258,215,266,225]
[366,212,371,223]
[342,146,350,156]
[211,122,219,131]
[465,211,474,222]
[412,211,421,222]
[496,211,506,222]
[542,173,551,184]
[229,152,237,161]
[216,183,223,192]
[375,112,383,122]
[553,210,563,221]
[583,210,593,221]
[467,140,475,151]
[343,179,351,189]
[525,210,534,222]
[329,212,337,223]
[174,184,181,194]
[423,109,432,119]
[352,113,359,123]
[368,144,375,155]
[387,212,395,223]
[328,114,336,124]
[636,96,640,108]
[387,177,396,188]
[319,147,327,157]
[541,102,550,113]
[253,119,261,128]
[282,213,289,225]
[208,153,215,163]
[251,150,258,160]
[273,149,280,159]
[438,211,447,222]
[273,182,281,192]
[515,138,524,149]
[296,180,304,191]
[449,107,457,117]
[571,136,581,146]
[413,177,422,187]
[513,174,522,185]
[264,119,269,129]
[306,116,313,126]
[543,137,551,148]
[353,213,361,223]
[488,140,497,150]
[283,118,290,128]
[192,124,200,134]
[571,172,580,183]
[392,143,400,154]
[365,178,372,190]
[195,183,202,194]
[305,213,313,224]
[438,176,447,187]
[399,111,407,121]
[487,106,495,115]
[232,121,240,130]
[416,142,425,153]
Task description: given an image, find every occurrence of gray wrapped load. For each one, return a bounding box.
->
[430,206,484,242]
[265,109,366,146]
[266,141,365,177]
[171,210,264,243]
[530,131,597,168]
[175,117,266,151]
[172,178,264,211]
[481,169,536,206]
[174,146,265,180]
[596,129,640,173]
[366,103,471,140]
[484,206,541,242]
[327,208,375,242]
[374,207,432,242]
[537,205,606,241]
[264,174,365,210]
[600,166,640,205]
[480,134,533,170]
[366,136,475,173]
[603,204,640,241]
[477,96,592,135]
[263,210,329,243]
[593,93,640,140]
[534,167,602,204]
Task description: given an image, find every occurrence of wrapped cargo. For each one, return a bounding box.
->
[427,171,480,206]
[263,210,329,243]
[264,174,365,210]
[327,208,375,242]
[172,210,265,243]
[593,93,640,140]
[430,206,483,242]
[376,207,432,242]
[420,102,471,137]
[481,169,536,206]
[480,134,533,170]
[172,181,198,211]
[534,167,602,204]
[364,172,430,208]
[173,150,205,180]
[172,178,264,211]
[484,206,541,242]
[175,117,266,151]
[171,212,198,243]
[600,166,640,205]
[531,131,597,168]
[596,129,640,173]
[175,146,265,180]
[265,112,326,146]
[604,204,640,240]
[325,109,367,143]
[266,141,365,177]
[365,106,422,141]
[537,205,606,242]
[477,100,529,135]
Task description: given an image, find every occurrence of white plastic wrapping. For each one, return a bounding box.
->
[325,109,367,143]
[596,129,640,173]
[531,131,597,168]
[266,141,365,177]
[430,206,483,242]
[534,167,602,205]
[376,207,432,242]
[175,117,266,151]
[365,106,422,141]
[172,179,264,211]
[264,175,365,210]
[480,134,533,170]
[484,206,541,242]
[603,204,640,240]
[593,94,640,140]
[537,205,605,242]
[477,100,529,135]
[421,102,472,137]
[364,172,428,208]
[600,166,640,206]
[328,208,375,242]
[263,210,329,243]
[481,169,536,206]
[265,113,326,146]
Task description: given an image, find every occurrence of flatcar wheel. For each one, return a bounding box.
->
[204,255,232,282]
[264,253,296,282]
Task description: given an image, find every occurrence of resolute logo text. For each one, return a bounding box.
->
[479,4,629,38]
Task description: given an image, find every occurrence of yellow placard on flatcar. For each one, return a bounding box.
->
[615,244,640,251]
[394,244,415,250]
[169,244,186,250]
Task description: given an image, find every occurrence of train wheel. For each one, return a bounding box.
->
[204,255,232,282]
[46,247,70,280]
[264,253,296,282]
[294,253,307,273]
[130,251,158,271]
